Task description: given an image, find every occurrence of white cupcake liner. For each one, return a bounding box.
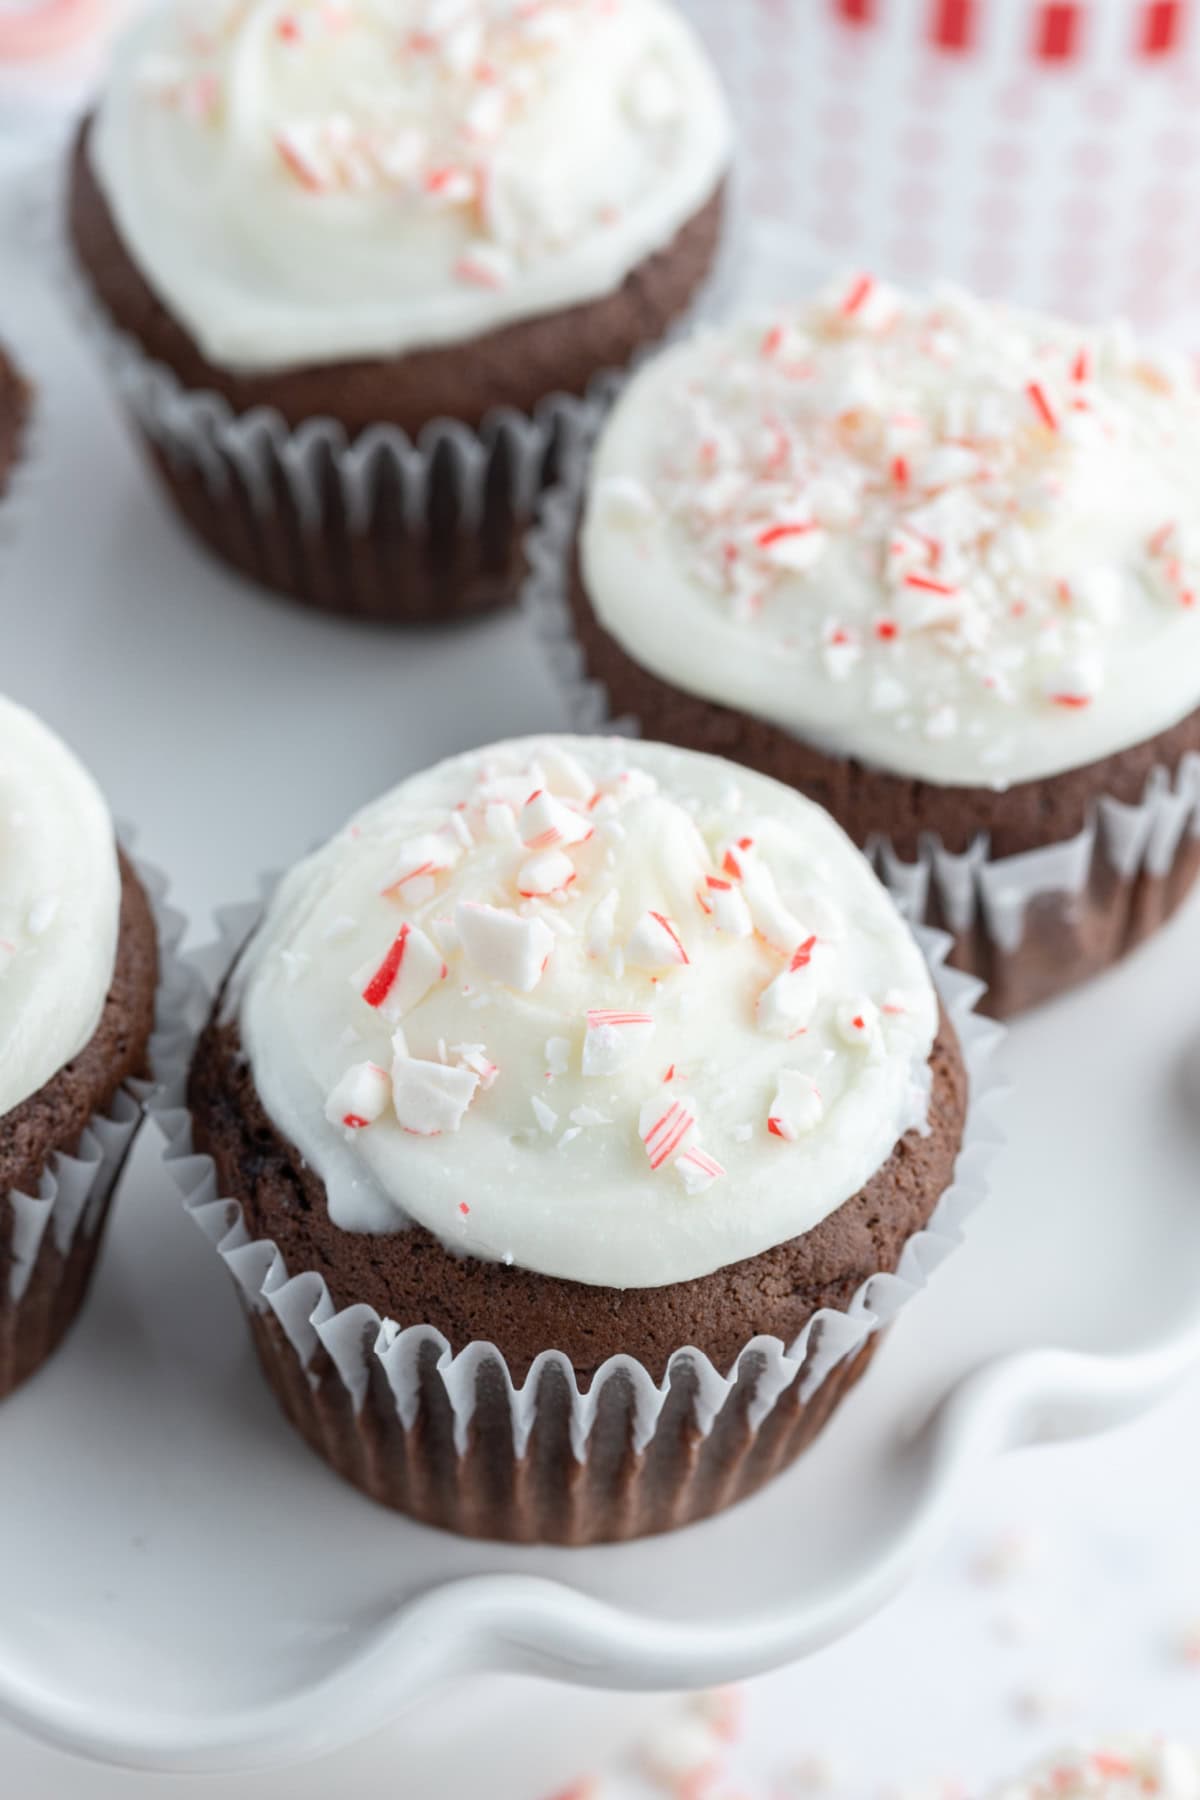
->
[5,835,199,1313]
[47,130,742,606]
[154,884,1003,1469]
[870,760,1200,958]
[524,470,1200,1004]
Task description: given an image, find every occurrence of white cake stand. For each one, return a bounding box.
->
[2,128,1200,1778]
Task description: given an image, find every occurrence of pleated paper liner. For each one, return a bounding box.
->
[2,839,199,1396]
[156,889,1002,1546]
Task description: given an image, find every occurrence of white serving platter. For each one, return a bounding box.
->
[3,132,1200,1779]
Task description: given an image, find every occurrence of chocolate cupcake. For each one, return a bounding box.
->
[68,0,732,622]
[182,734,980,1545]
[0,345,30,503]
[0,697,159,1396]
[552,276,1200,1016]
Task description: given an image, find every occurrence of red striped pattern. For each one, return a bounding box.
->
[1140,0,1183,55]
[1034,2,1083,62]
[827,0,1188,62]
[930,0,976,51]
[362,925,410,1008]
[642,1100,697,1171]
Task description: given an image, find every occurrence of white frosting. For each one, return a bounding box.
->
[229,736,939,1291]
[991,1742,1200,1800]
[89,0,732,373]
[582,275,1200,791]
[0,698,121,1119]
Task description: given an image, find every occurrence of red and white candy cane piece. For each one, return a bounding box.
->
[1026,380,1060,434]
[638,1089,699,1172]
[698,875,752,938]
[381,830,462,901]
[1147,522,1199,610]
[537,744,597,804]
[0,0,103,61]
[756,519,829,572]
[274,124,331,193]
[767,1070,824,1141]
[626,909,690,971]
[832,271,898,332]
[1044,652,1103,709]
[582,1009,656,1077]
[451,1044,499,1090]
[455,901,555,991]
[835,998,883,1053]
[323,1061,390,1132]
[423,164,476,205]
[454,241,514,291]
[517,848,577,899]
[520,788,593,852]
[360,923,446,1021]
[675,1145,726,1195]
[756,936,827,1037]
[391,1049,480,1137]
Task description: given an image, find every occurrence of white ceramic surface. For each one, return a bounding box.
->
[3,117,1200,1778]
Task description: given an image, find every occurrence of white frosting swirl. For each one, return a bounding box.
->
[0,698,121,1119]
[230,736,939,1290]
[89,0,732,373]
[582,275,1200,790]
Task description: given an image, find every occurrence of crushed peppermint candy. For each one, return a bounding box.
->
[324,1060,390,1131]
[359,922,446,1020]
[639,1087,699,1171]
[675,1144,726,1194]
[626,909,690,970]
[455,901,555,991]
[600,276,1200,766]
[583,1008,656,1077]
[140,0,685,295]
[301,741,933,1230]
[768,1069,824,1141]
[391,1045,479,1136]
[987,1742,1200,1800]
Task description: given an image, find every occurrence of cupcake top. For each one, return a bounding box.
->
[990,1742,1200,1800]
[89,0,732,374]
[582,275,1200,791]
[0,698,121,1117]
[229,736,940,1290]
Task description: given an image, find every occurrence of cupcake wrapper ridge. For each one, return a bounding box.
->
[2,840,200,1395]
[56,148,742,623]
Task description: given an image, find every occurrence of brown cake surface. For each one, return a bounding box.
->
[569,541,1200,865]
[187,1004,967,1384]
[0,348,30,500]
[68,119,727,438]
[0,852,158,1204]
